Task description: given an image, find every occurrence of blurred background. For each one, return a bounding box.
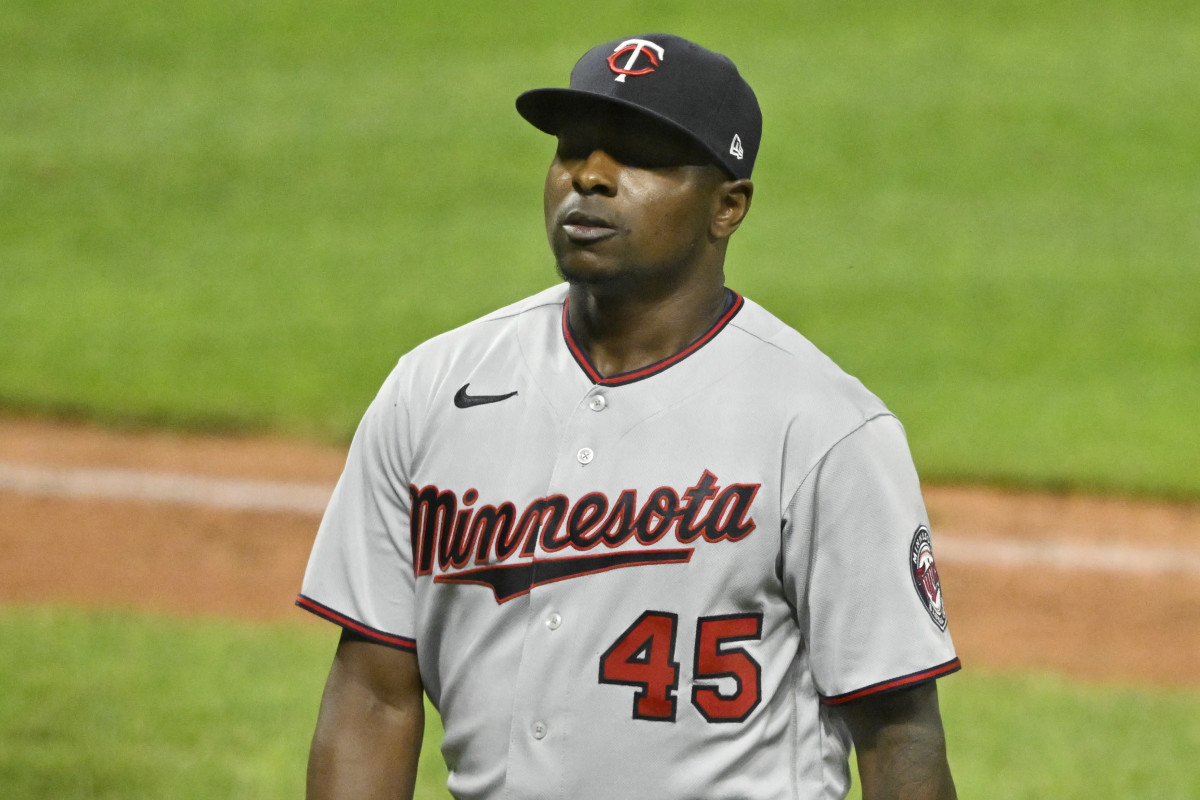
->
[1,1,1197,797]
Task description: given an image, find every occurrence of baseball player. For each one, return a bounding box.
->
[299,33,959,800]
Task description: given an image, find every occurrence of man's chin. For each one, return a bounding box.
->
[555,259,627,289]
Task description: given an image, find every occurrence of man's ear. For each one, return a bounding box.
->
[711,179,754,240]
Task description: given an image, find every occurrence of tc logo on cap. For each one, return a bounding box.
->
[607,38,665,83]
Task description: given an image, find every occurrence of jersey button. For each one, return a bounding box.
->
[546,612,562,630]
[532,721,548,740]
[576,447,594,465]
[588,395,607,412]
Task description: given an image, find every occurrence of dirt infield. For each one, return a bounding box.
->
[2,415,1197,688]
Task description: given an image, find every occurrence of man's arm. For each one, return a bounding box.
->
[307,629,425,800]
[837,681,957,800]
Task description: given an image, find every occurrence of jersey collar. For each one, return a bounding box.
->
[561,290,745,387]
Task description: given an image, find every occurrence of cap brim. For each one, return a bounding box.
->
[515,88,729,174]
[517,88,679,133]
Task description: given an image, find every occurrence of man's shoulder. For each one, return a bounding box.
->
[730,295,892,418]
[470,283,568,327]
[374,284,565,417]
[405,283,565,359]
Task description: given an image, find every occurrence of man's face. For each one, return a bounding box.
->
[543,106,726,291]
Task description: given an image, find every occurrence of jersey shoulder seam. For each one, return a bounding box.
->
[464,283,566,327]
[785,411,904,513]
[401,284,564,359]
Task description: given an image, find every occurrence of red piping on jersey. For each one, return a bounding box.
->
[820,657,962,706]
[295,594,417,653]
[562,291,745,386]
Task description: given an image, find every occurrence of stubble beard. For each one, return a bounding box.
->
[555,258,622,288]
[552,237,691,298]
[552,243,642,293]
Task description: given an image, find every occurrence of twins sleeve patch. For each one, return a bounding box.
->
[909,525,948,631]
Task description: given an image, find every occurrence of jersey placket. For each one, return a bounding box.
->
[501,382,622,798]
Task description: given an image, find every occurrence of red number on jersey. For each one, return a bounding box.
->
[598,611,680,721]
[691,613,763,722]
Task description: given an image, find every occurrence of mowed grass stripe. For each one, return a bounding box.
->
[2,1,1198,496]
[1,606,1199,799]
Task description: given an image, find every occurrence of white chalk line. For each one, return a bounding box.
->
[934,535,1200,578]
[1,461,1198,578]
[0,461,331,515]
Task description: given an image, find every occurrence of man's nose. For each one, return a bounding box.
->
[571,149,619,196]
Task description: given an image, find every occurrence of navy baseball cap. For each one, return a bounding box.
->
[516,34,762,180]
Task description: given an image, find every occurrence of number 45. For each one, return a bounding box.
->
[598,611,763,723]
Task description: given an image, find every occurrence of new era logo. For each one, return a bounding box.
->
[730,134,744,160]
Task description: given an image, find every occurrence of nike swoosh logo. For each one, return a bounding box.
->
[454,383,518,408]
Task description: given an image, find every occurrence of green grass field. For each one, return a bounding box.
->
[3,0,1198,496]
[0,607,450,799]
[2,607,1198,800]
[2,1,1198,797]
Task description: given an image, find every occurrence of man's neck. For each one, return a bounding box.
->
[565,278,730,379]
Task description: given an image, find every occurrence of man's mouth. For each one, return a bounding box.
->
[559,210,617,243]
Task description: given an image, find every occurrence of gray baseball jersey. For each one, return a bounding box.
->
[299,283,959,800]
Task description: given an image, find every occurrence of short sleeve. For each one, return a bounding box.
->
[297,364,418,651]
[786,415,959,703]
